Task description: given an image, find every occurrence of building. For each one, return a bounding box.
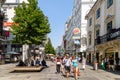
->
[65,16,75,54]
[64,0,96,56]
[85,0,120,66]
[80,0,96,56]
[1,0,28,53]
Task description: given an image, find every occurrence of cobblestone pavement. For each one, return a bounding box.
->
[0,61,120,80]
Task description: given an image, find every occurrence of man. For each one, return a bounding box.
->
[64,54,71,80]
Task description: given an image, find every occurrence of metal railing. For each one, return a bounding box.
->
[95,28,120,45]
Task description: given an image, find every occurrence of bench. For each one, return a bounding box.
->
[14,66,44,72]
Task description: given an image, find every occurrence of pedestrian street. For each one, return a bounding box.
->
[0,61,120,80]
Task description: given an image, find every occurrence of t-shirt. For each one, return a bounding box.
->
[56,58,61,65]
[65,58,71,66]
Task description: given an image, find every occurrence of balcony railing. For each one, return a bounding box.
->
[95,28,120,45]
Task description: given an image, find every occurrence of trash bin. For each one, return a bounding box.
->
[94,62,98,70]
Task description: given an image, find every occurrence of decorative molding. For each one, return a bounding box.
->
[88,31,92,34]
[96,39,120,52]
[104,14,114,23]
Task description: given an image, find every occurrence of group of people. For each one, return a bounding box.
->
[101,56,119,71]
[17,55,47,67]
[30,55,47,67]
[55,54,86,80]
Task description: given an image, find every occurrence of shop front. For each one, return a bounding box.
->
[96,39,120,70]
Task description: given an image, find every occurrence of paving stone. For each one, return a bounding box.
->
[0,61,120,80]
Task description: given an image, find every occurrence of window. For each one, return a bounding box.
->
[96,29,100,37]
[81,37,87,45]
[107,0,113,8]
[89,18,92,26]
[96,8,100,19]
[96,29,100,44]
[107,21,112,33]
[3,7,7,11]
[16,0,19,3]
[89,35,91,45]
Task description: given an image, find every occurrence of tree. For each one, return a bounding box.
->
[44,38,55,55]
[11,0,51,45]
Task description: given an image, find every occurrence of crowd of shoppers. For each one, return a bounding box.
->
[55,54,86,80]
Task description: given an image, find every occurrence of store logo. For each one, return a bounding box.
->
[73,28,80,34]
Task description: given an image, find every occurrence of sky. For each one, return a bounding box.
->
[38,0,74,48]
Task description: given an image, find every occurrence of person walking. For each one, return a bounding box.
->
[56,56,61,73]
[64,54,71,80]
[72,56,80,80]
[61,56,66,75]
[82,57,86,70]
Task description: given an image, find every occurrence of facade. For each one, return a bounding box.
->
[86,0,120,66]
[1,0,28,53]
[65,16,75,54]
[80,0,96,55]
[64,0,96,56]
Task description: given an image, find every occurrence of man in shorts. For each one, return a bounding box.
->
[64,54,71,79]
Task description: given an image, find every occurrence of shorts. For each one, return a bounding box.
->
[65,66,71,73]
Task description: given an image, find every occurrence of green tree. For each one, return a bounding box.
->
[44,38,55,55]
[11,0,51,45]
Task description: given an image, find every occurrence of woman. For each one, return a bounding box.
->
[72,56,80,80]
[56,56,61,73]
[61,56,66,75]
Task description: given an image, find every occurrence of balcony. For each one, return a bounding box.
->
[95,28,120,45]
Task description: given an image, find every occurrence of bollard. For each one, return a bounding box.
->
[94,62,98,70]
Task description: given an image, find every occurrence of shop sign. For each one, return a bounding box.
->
[72,28,80,39]
[73,28,80,35]
[3,22,19,26]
